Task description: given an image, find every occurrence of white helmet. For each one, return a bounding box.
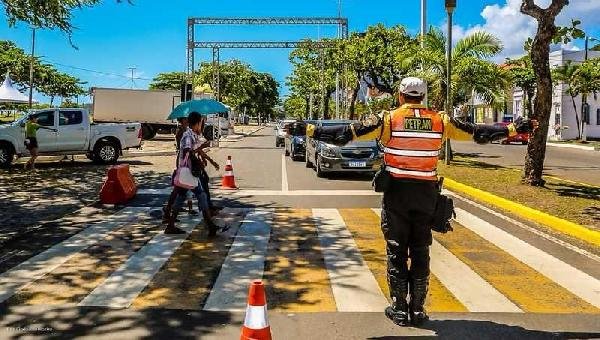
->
[399,77,427,97]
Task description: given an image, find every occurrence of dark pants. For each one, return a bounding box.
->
[381,180,437,283]
[199,168,213,209]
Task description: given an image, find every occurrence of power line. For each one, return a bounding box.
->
[41,59,153,81]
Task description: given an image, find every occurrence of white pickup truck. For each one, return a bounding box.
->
[0,108,142,167]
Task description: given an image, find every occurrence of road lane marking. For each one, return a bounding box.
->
[203,209,273,312]
[370,209,513,312]
[0,207,150,304]
[78,215,199,308]
[282,154,289,192]
[430,240,523,312]
[313,209,388,312]
[455,208,600,310]
[138,188,381,196]
[264,209,337,312]
[444,190,600,263]
[14,219,162,306]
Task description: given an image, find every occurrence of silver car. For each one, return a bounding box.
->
[305,120,383,178]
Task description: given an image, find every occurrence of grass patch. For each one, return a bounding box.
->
[438,155,600,229]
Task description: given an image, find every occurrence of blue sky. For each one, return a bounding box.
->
[1,0,599,103]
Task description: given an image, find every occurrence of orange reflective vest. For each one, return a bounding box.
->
[384,107,444,181]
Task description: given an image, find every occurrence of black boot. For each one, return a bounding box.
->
[409,275,430,326]
[385,275,409,327]
[164,210,185,234]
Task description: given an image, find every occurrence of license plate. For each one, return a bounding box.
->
[349,161,367,168]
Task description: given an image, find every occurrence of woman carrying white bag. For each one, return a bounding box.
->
[166,112,221,235]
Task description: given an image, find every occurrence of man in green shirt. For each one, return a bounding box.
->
[24,115,56,171]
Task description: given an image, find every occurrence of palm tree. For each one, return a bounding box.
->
[552,60,581,139]
[418,28,507,112]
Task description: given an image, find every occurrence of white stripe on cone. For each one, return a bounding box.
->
[225,171,234,176]
[243,305,270,329]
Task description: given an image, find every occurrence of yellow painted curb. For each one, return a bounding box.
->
[444,178,600,248]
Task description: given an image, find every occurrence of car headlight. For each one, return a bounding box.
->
[320,144,339,158]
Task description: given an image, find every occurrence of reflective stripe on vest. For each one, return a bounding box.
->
[385,165,437,178]
[384,107,444,181]
[391,131,443,139]
[383,147,440,157]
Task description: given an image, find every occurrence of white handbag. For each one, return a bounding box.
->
[173,153,198,189]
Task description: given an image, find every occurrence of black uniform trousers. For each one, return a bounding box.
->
[381,179,438,281]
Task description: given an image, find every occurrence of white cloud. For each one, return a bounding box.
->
[453,0,600,60]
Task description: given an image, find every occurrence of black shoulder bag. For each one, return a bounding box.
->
[430,178,456,233]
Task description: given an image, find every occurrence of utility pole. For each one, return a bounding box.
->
[444,0,456,165]
[581,36,589,142]
[28,28,36,108]
[128,67,137,89]
[334,0,342,119]
[421,0,428,107]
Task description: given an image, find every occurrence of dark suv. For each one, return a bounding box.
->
[305,120,382,177]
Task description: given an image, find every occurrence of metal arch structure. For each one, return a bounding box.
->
[186,17,349,115]
[194,41,337,49]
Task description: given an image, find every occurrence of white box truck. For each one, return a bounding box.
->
[91,87,181,140]
[91,87,232,140]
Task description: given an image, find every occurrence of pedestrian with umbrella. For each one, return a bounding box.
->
[163,100,226,235]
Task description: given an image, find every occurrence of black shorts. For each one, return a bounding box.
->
[25,137,38,150]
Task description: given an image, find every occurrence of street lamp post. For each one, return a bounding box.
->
[444,0,456,165]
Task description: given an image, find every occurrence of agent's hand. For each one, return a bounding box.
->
[212,161,220,171]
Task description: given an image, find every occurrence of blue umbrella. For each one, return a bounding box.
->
[168,99,228,120]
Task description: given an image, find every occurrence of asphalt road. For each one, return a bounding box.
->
[452,141,600,186]
[0,126,599,339]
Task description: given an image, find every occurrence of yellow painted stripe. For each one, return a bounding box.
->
[9,221,159,306]
[435,222,600,313]
[339,209,467,312]
[444,177,600,247]
[131,209,246,310]
[264,209,336,312]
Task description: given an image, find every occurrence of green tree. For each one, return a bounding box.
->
[2,0,129,34]
[419,28,505,111]
[507,55,536,117]
[149,72,187,91]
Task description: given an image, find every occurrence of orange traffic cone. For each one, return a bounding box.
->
[221,155,238,190]
[240,281,272,340]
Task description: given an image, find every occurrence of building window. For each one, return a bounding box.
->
[597,108,600,126]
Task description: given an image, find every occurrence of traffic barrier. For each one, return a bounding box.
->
[100,164,137,205]
[221,155,238,190]
[240,280,272,340]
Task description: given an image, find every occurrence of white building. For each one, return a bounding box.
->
[513,49,600,140]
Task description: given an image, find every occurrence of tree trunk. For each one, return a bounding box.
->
[521,0,568,186]
[349,84,360,120]
[304,96,310,119]
[570,95,581,139]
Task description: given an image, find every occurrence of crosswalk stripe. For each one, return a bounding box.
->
[313,209,389,312]
[78,215,199,308]
[131,208,249,310]
[0,207,150,304]
[370,209,519,312]
[455,208,600,310]
[203,209,273,312]
[429,240,523,312]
